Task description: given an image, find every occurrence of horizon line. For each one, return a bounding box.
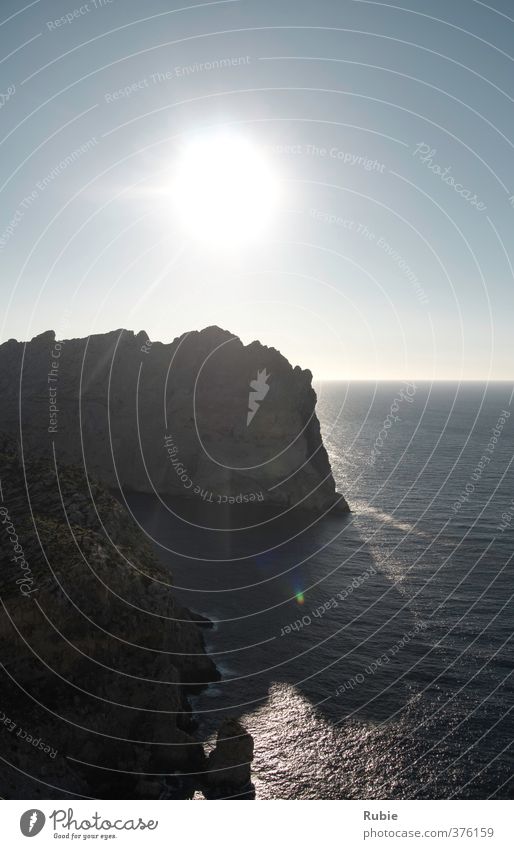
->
[313,378,514,383]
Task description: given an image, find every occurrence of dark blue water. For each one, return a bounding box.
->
[127,382,514,799]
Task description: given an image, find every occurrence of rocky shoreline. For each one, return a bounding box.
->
[0,435,253,799]
[0,327,349,797]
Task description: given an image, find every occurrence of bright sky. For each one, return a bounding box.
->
[1,0,513,379]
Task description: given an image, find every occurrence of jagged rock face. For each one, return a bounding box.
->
[206,718,254,796]
[0,327,348,516]
[0,437,218,798]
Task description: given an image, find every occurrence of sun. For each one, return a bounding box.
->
[170,132,281,250]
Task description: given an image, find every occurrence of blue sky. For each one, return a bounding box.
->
[1,0,513,379]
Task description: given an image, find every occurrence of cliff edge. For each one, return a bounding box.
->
[0,327,348,517]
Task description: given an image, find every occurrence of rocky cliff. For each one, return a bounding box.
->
[0,327,348,517]
[0,435,222,798]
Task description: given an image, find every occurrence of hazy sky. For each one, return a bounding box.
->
[1,0,513,379]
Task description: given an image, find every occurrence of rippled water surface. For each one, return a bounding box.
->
[128,382,514,799]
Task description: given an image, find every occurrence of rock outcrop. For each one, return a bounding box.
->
[0,435,218,798]
[0,327,348,517]
[206,718,255,798]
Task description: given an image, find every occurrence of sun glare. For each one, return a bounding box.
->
[171,132,281,250]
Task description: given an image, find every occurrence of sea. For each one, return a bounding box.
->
[127,382,514,799]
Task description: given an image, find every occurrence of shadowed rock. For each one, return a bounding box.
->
[206,718,255,797]
[0,436,217,798]
[0,327,348,517]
